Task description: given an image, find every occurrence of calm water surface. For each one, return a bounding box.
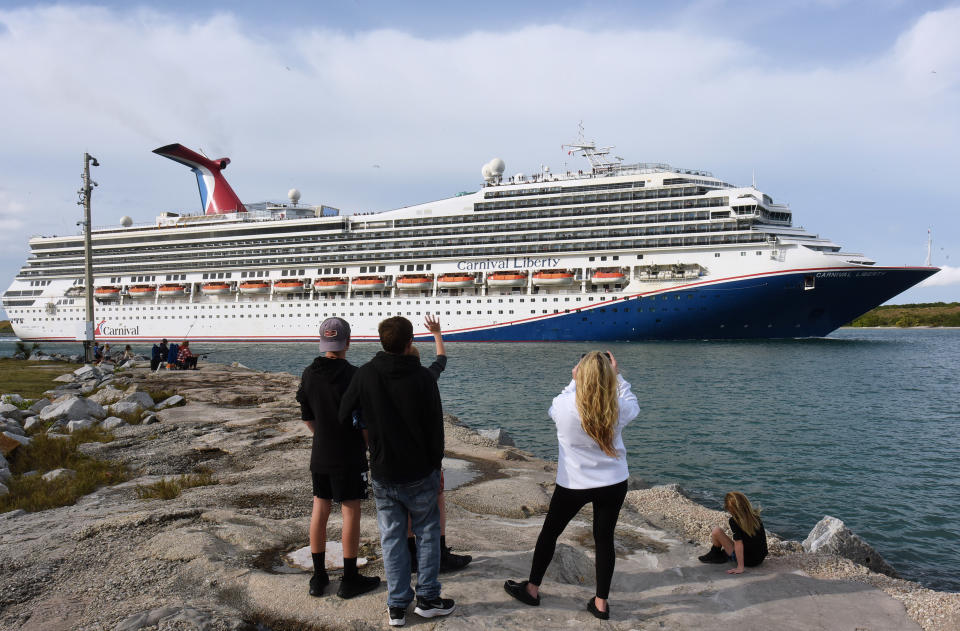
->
[4,328,959,591]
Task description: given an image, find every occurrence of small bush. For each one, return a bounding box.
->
[135,467,217,500]
[0,430,127,513]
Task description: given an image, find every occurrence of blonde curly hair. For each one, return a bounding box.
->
[575,351,620,457]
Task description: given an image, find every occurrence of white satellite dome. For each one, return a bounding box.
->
[481,163,493,181]
[489,158,505,175]
[120,216,133,227]
[288,188,301,205]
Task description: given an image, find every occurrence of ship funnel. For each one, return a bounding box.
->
[153,143,246,215]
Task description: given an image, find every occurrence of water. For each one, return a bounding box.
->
[4,328,959,592]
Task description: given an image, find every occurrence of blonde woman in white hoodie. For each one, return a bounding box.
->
[504,351,639,620]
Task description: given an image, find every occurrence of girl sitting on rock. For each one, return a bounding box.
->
[504,350,639,620]
[698,491,768,573]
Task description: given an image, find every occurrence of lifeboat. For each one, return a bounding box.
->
[128,285,156,299]
[487,271,528,287]
[158,284,186,297]
[273,279,306,294]
[93,286,121,301]
[314,277,348,292]
[532,269,575,286]
[437,274,476,289]
[200,282,232,296]
[396,275,434,291]
[238,281,270,295]
[65,286,85,297]
[352,276,387,291]
[590,268,627,284]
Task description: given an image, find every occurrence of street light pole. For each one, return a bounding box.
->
[79,152,99,364]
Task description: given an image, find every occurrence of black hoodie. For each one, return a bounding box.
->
[339,351,446,483]
[296,356,367,473]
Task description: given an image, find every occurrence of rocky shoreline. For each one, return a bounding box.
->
[0,362,957,630]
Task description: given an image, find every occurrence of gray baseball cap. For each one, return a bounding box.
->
[319,317,350,352]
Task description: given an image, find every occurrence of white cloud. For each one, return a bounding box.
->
[919,265,960,288]
[0,190,26,240]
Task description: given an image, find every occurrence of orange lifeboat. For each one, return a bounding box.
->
[590,268,627,285]
[314,277,348,292]
[352,276,386,291]
[128,284,156,299]
[94,286,121,301]
[532,269,575,286]
[200,282,232,296]
[396,275,434,291]
[273,279,305,294]
[238,281,270,295]
[487,271,528,287]
[437,274,475,289]
[158,284,186,297]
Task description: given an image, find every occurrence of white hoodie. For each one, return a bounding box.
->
[549,374,640,489]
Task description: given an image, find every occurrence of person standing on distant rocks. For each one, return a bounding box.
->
[504,350,639,620]
[297,317,381,600]
[340,315,456,627]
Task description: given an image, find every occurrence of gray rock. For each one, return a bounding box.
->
[0,482,8,497]
[67,419,96,433]
[0,467,10,483]
[0,394,24,405]
[42,468,77,483]
[29,398,51,413]
[478,427,516,446]
[122,391,156,410]
[80,381,98,395]
[0,508,24,519]
[1,420,25,436]
[23,417,44,431]
[73,365,98,380]
[0,402,20,416]
[0,453,7,469]
[39,396,106,422]
[102,417,127,430]
[114,606,218,631]
[53,373,76,383]
[21,470,39,478]
[142,414,159,425]
[803,515,899,577]
[89,387,124,406]
[108,401,144,419]
[1,431,31,447]
[155,394,185,410]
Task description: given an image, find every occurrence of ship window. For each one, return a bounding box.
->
[715,253,720,257]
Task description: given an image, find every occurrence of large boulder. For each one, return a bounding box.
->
[477,428,516,447]
[0,467,10,483]
[28,398,51,414]
[0,420,24,436]
[38,396,106,422]
[73,365,99,380]
[108,401,145,419]
[803,515,899,577]
[0,403,20,417]
[88,386,124,406]
[0,394,24,405]
[121,391,156,410]
[0,432,31,456]
[101,417,127,430]
[52,374,76,383]
[23,417,44,431]
[42,468,76,483]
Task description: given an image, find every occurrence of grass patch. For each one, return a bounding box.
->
[135,467,217,500]
[0,357,82,399]
[0,430,127,513]
[146,389,178,404]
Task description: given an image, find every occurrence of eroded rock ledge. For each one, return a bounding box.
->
[0,363,956,631]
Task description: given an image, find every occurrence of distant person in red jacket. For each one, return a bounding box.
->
[177,341,198,370]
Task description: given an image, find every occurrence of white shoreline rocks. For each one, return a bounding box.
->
[0,363,956,631]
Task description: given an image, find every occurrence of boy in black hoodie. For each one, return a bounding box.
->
[296,317,380,600]
[339,315,455,626]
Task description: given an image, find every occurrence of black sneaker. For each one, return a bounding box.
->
[337,574,381,599]
[388,606,406,627]
[698,545,728,564]
[309,572,329,597]
[414,595,456,618]
[439,547,472,573]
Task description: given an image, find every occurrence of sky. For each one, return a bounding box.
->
[1,0,958,318]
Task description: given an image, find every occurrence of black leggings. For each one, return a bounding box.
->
[528,479,628,599]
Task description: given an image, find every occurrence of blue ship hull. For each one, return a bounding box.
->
[434,267,938,342]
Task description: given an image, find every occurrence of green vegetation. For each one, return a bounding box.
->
[849,302,960,328]
[0,428,127,513]
[0,320,13,336]
[135,467,217,500]
[0,357,82,399]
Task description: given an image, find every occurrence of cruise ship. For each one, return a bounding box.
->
[3,137,938,342]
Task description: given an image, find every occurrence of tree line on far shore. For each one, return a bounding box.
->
[848,302,960,328]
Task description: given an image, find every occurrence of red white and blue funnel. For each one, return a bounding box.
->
[153,143,246,215]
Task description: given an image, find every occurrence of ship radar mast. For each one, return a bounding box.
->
[562,122,623,172]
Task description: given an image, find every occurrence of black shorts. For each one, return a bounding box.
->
[312,470,369,502]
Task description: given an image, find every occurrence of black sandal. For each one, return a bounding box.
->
[504,580,540,606]
[587,598,610,620]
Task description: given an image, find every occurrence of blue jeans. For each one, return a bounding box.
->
[372,469,442,607]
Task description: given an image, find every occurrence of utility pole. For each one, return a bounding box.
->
[78,153,99,363]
